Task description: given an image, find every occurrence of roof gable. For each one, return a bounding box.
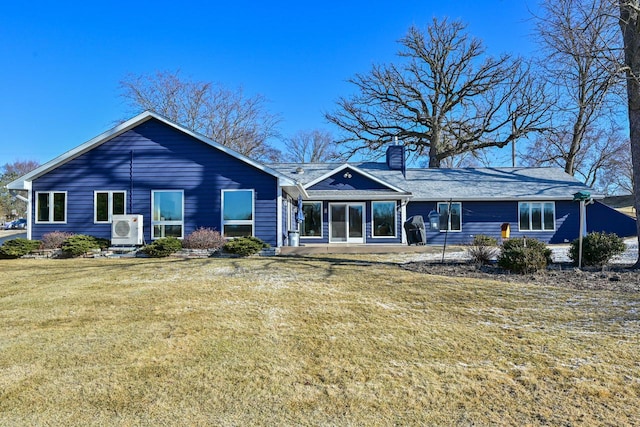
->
[304,164,407,193]
[8,111,295,189]
[308,166,392,191]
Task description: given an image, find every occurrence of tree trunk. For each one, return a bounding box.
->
[620,1,640,267]
[429,128,442,168]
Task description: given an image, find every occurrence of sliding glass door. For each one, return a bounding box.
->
[329,203,364,243]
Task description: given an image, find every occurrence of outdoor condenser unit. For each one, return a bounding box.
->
[111,214,144,245]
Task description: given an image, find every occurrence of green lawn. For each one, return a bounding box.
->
[1,256,639,426]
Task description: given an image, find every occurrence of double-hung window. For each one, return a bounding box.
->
[301,201,322,237]
[36,192,66,223]
[372,201,396,237]
[519,202,555,231]
[222,189,254,237]
[437,202,462,231]
[152,190,184,239]
[94,191,126,223]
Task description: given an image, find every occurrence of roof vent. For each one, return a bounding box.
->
[296,167,304,174]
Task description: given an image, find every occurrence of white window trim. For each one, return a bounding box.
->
[301,201,323,239]
[437,201,462,232]
[35,191,67,224]
[94,190,127,223]
[371,201,397,239]
[151,190,185,239]
[518,201,556,232]
[221,189,255,237]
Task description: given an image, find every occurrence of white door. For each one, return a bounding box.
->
[329,203,365,243]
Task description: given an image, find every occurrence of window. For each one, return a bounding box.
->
[519,202,555,231]
[301,202,322,237]
[372,201,396,237]
[95,191,126,223]
[437,202,461,231]
[222,189,254,238]
[36,192,66,223]
[152,190,184,239]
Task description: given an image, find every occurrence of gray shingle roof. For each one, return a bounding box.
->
[268,162,599,201]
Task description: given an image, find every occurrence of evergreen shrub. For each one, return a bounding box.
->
[141,237,183,257]
[497,237,552,274]
[61,234,109,257]
[0,238,41,259]
[568,232,625,267]
[223,236,268,257]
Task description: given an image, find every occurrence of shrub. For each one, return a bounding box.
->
[466,234,499,265]
[41,231,74,249]
[497,237,552,274]
[568,232,626,267]
[141,237,183,258]
[0,238,41,259]
[223,236,269,257]
[61,234,109,257]
[182,227,226,250]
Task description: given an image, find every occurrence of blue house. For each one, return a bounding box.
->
[7,111,636,247]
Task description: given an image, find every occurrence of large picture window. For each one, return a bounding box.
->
[437,202,461,231]
[222,189,254,238]
[519,202,555,231]
[95,191,126,223]
[372,201,396,237]
[152,190,184,239]
[301,201,322,237]
[36,192,66,223]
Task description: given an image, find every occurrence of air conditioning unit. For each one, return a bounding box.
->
[111,214,144,245]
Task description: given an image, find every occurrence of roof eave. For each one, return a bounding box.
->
[305,193,413,201]
[411,195,605,202]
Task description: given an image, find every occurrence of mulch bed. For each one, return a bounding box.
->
[401,261,640,292]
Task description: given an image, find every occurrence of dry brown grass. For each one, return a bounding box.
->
[1,256,639,426]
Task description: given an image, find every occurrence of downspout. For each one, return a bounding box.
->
[400,198,409,244]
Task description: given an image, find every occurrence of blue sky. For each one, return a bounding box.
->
[0,0,538,168]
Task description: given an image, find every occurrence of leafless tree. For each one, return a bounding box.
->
[619,0,640,266]
[526,0,624,185]
[595,136,633,194]
[326,18,549,168]
[0,160,39,220]
[522,122,631,193]
[283,130,341,163]
[119,70,282,160]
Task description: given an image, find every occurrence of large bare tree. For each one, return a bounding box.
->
[326,18,549,167]
[120,71,282,161]
[620,0,640,266]
[525,0,623,185]
[283,130,341,163]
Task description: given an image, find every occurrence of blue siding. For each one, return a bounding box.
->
[586,201,637,237]
[309,168,391,191]
[31,119,279,246]
[406,200,636,245]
